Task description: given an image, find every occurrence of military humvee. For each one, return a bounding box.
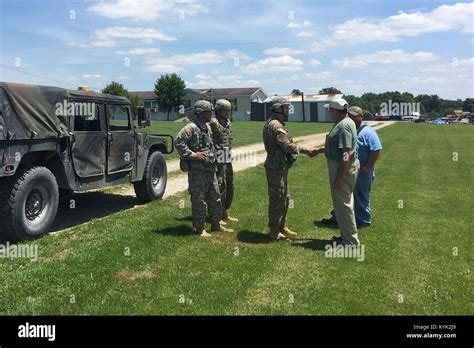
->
[0,82,173,241]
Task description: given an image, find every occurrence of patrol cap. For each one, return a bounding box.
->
[215,99,232,111]
[348,106,363,117]
[324,99,348,111]
[194,100,214,114]
[270,96,291,110]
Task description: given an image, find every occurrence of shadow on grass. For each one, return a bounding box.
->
[154,224,195,237]
[0,191,140,244]
[313,220,338,229]
[292,238,334,251]
[52,191,139,233]
[236,230,269,244]
[175,216,193,222]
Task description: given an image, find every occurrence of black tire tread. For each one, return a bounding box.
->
[0,166,58,241]
[133,151,166,203]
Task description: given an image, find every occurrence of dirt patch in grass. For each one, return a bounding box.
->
[116,268,156,282]
[40,249,69,262]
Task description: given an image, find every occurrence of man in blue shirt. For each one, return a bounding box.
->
[321,106,382,228]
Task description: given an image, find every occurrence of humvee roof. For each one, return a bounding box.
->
[0,81,130,141]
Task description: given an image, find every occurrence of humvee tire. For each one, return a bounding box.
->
[134,151,167,203]
[0,166,59,241]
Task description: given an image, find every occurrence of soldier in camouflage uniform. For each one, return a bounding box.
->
[175,100,233,237]
[263,96,315,241]
[208,99,238,225]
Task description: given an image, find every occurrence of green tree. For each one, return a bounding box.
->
[154,73,187,121]
[101,81,140,117]
[128,95,140,118]
[318,87,342,95]
[101,81,129,97]
[462,98,474,112]
[292,89,302,95]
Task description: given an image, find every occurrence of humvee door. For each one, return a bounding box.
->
[70,102,106,178]
[106,104,135,174]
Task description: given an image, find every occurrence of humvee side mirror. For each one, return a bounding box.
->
[137,107,151,127]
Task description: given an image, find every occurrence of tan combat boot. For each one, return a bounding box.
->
[198,229,212,238]
[268,228,289,242]
[226,216,239,222]
[281,226,297,238]
[223,210,239,222]
[211,223,234,233]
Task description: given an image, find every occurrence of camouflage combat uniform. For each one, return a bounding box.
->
[263,115,301,233]
[175,119,222,233]
[209,116,234,220]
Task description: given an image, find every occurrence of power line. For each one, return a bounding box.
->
[0,63,78,88]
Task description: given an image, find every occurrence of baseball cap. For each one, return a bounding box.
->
[324,99,348,111]
[348,106,363,117]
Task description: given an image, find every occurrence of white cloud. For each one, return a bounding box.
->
[190,74,260,88]
[247,80,262,86]
[420,57,474,73]
[241,55,304,74]
[143,49,249,73]
[225,49,251,61]
[287,20,312,29]
[297,31,315,38]
[68,41,89,48]
[82,74,106,80]
[340,56,474,99]
[263,47,306,56]
[116,48,161,55]
[308,59,322,66]
[312,2,474,51]
[143,62,184,73]
[166,49,249,65]
[331,49,439,68]
[305,71,333,80]
[88,0,208,21]
[195,73,212,80]
[91,27,176,47]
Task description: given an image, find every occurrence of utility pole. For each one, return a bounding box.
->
[301,92,305,122]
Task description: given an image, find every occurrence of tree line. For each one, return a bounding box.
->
[101,78,473,121]
[310,87,473,118]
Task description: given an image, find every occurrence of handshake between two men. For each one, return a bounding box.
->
[301,146,325,158]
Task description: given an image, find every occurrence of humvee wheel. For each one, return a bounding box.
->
[0,166,59,241]
[134,151,167,203]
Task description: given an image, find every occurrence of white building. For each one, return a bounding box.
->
[260,93,344,122]
[130,87,268,121]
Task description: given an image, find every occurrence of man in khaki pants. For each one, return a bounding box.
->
[314,99,360,245]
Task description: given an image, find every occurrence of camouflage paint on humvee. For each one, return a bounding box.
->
[0,82,173,241]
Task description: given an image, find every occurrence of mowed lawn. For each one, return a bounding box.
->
[143,120,332,159]
[0,123,472,315]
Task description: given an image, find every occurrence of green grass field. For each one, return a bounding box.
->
[0,123,472,315]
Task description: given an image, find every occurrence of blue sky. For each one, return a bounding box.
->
[1,0,473,99]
